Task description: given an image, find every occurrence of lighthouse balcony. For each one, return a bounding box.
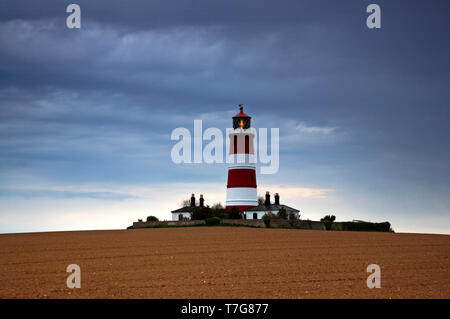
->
[227,154,256,165]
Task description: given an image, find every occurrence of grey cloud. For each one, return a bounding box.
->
[0,0,449,234]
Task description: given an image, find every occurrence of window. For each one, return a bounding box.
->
[245,135,249,153]
[233,135,237,154]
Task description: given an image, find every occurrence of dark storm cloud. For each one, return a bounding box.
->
[0,1,449,232]
[0,1,353,28]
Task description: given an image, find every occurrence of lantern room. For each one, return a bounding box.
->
[232,104,251,129]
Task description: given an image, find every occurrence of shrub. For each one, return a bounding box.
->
[205,216,221,225]
[191,207,212,220]
[262,214,271,227]
[277,208,287,219]
[267,212,279,219]
[229,207,242,219]
[341,221,392,232]
[211,206,228,219]
[146,215,159,222]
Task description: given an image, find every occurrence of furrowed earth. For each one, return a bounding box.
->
[0,227,448,298]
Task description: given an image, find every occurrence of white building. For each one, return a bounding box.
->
[171,208,193,221]
[243,192,300,220]
[171,194,205,221]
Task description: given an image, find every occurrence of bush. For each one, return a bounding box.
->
[205,216,221,225]
[277,208,287,219]
[341,221,392,232]
[263,212,278,220]
[191,207,212,220]
[146,215,159,222]
[262,214,271,227]
[211,207,229,219]
[228,207,242,219]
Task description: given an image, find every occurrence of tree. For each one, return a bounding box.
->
[146,215,159,222]
[211,202,224,210]
[320,214,336,230]
[257,196,265,205]
[277,208,287,219]
[180,199,191,207]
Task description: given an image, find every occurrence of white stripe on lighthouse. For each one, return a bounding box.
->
[227,164,256,170]
[226,187,258,206]
[227,154,256,165]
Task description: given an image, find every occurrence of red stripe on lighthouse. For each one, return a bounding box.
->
[226,205,255,212]
[227,169,257,188]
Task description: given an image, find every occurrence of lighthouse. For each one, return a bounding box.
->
[226,105,258,212]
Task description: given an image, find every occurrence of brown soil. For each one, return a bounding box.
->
[0,227,448,298]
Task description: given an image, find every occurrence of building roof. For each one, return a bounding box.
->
[171,206,196,213]
[233,105,250,118]
[244,204,300,213]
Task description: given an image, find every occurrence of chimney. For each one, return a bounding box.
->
[190,194,195,207]
[199,194,204,207]
[265,191,271,206]
[274,193,280,205]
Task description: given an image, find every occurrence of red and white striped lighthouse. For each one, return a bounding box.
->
[226,105,258,212]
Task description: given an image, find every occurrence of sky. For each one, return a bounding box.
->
[0,0,449,234]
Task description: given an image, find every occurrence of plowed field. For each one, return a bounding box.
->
[0,227,448,298]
